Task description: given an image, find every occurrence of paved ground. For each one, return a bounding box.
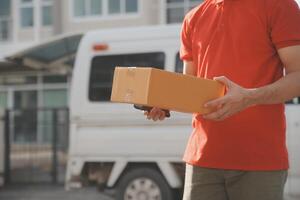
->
[0,184,298,200]
[0,184,114,200]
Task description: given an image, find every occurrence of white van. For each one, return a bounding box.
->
[66,25,300,200]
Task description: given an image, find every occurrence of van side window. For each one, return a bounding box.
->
[89,52,165,102]
[286,99,294,104]
[175,52,183,73]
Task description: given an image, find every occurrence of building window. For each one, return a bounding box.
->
[108,0,121,14]
[0,0,11,17]
[72,0,138,19]
[166,0,203,24]
[0,0,11,41]
[90,0,103,15]
[20,0,34,28]
[41,0,53,26]
[73,0,85,16]
[74,0,103,17]
[0,16,11,41]
[108,0,138,14]
[13,90,38,142]
[89,52,165,102]
[41,89,68,142]
[0,91,8,108]
[125,0,138,13]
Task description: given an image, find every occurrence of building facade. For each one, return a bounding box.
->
[2,0,300,58]
[0,0,203,143]
[0,0,204,59]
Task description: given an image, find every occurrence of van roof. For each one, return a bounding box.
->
[84,24,181,43]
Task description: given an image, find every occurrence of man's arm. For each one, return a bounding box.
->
[203,45,300,121]
[249,46,300,104]
[184,60,197,76]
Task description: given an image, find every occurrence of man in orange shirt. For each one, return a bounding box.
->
[145,0,300,199]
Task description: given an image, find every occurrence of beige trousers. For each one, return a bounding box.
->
[182,164,287,200]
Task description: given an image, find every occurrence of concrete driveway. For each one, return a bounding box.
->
[0,184,113,200]
[0,184,298,200]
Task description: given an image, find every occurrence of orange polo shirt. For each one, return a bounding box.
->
[180,0,300,170]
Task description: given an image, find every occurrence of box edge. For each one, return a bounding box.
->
[110,66,121,102]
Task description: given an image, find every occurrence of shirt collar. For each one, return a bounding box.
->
[215,0,224,3]
[212,0,238,4]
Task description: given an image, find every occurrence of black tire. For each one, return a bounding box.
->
[116,167,174,200]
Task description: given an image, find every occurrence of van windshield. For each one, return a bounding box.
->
[175,52,183,73]
[286,97,300,105]
[89,52,165,102]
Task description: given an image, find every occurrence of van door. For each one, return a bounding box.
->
[286,97,300,197]
[70,49,192,157]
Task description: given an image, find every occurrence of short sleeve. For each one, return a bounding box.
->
[269,0,300,49]
[180,17,193,61]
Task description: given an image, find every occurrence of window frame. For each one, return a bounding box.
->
[286,97,300,105]
[70,0,141,22]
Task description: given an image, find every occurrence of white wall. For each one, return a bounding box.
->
[62,0,161,33]
[0,0,163,59]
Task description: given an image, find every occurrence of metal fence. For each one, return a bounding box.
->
[4,108,69,184]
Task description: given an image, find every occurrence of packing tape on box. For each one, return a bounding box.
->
[124,89,134,102]
[127,67,137,77]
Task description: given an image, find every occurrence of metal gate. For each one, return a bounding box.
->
[4,108,69,184]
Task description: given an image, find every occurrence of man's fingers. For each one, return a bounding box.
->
[214,109,231,121]
[205,96,228,108]
[146,108,157,120]
[159,112,166,121]
[214,76,232,89]
[147,107,165,121]
[143,107,167,121]
[149,108,157,120]
[154,110,166,121]
[203,106,229,121]
[147,113,152,120]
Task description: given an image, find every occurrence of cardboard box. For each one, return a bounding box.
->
[111,67,225,114]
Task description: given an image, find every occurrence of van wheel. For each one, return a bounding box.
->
[116,168,174,200]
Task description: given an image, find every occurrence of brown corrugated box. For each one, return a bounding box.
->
[110,67,225,114]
